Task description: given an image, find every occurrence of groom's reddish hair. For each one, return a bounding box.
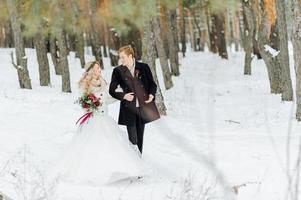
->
[118,45,135,58]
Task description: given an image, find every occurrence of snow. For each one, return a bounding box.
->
[264,44,280,57]
[0,46,301,200]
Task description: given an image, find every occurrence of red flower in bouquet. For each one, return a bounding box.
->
[88,94,98,103]
[82,102,90,109]
[79,93,102,111]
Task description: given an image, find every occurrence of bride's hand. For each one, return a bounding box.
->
[123,92,135,101]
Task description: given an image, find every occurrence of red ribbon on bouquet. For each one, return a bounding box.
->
[76,112,93,125]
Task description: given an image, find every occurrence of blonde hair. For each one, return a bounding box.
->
[118,45,135,58]
[78,61,105,94]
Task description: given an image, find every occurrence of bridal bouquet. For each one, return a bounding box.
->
[76,93,102,125]
[77,93,102,112]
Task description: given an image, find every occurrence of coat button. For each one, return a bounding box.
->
[100,94,103,96]
[101,111,104,113]
[141,85,144,88]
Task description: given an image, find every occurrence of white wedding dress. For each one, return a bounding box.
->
[48,84,145,186]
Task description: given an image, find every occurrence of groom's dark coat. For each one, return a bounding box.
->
[109,61,160,126]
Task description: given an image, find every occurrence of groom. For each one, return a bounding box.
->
[109,45,160,154]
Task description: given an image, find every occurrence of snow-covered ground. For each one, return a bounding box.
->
[1,46,301,200]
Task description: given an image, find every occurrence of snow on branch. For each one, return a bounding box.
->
[264,45,280,57]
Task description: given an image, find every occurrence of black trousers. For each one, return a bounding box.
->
[126,107,145,153]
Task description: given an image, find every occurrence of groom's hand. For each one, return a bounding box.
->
[145,94,154,103]
[123,92,135,101]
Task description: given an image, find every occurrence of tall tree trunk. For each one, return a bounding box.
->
[6,0,32,89]
[108,28,121,66]
[34,32,51,86]
[206,8,218,53]
[159,3,170,57]
[179,0,186,57]
[57,29,71,93]
[4,22,14,47]
[75,31,85,68]
[89,0,103,67]
[70,0,85,68]
[187,9,196,51]
[290,0,301,120]
[191,8,203,51]
[212,12,228,59]
[166,8,180,76]
[142,19,167,115]
[258,10,282,94]
[101,19,108,58]
[276,0,293,101]
[242,1,254,75]
[232,10,241,51]
[0,24,5,47]
[252,1,262,60]
[153,17,173,90]
[55,0,71,92]
[270,23,282,93]
[49,35,61,75]
[171,9,179,53]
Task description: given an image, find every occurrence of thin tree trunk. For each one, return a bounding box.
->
[171,9,179,53]
[242,1,254,75]
[191,9,203,51]
[206,8,218,53]
[142,19,167,115]
[6,0,32,89]
[179,0,186,57]
[166,8,180,76]
[4,22,14,47]
[34,32,51,86]
[159,3,170,57]
[290,0,301,120]
[89,0,103,67]
[0,25,5,47]
[108,28,120,66]
[233,10,241,51]
[75,31,85,68]
[252,1,262,60]
[153,17,173,90]
[101,19,108,58]
[70,0,85,68]
[276,0,293,101]
[49,35,61,75]
[187,9,196,51]
[57,29,71,93]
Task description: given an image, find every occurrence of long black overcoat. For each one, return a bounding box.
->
[109,61,160,126]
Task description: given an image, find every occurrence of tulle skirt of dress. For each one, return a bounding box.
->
[48,113,145,186]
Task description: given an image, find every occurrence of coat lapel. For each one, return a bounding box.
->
[120,65,135,90]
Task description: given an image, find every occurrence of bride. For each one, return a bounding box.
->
[49,61,145,186]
